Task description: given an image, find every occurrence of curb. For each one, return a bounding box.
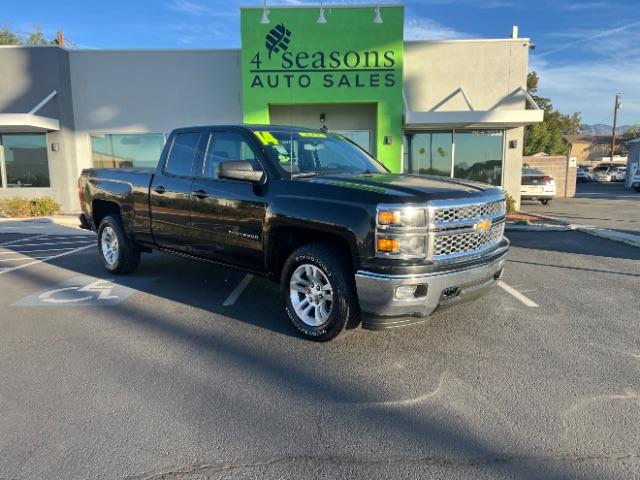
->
[506,221,640,248]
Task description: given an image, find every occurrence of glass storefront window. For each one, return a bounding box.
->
[90,133,165,169]
[404,129,504,186]
[0,133,50,187]
[408,131,452,177]
[453,130,503,186]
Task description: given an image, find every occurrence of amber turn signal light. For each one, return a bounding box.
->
[377,237,399,253]
[378,210,401,225]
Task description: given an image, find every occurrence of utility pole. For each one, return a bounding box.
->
[610,93,622,161]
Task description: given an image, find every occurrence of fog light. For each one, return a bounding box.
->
[395,285,417,299]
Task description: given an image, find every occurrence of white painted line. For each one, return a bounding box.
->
[0,244,94,275]
[0,234,48,247]
[0,256,49,262]
[497,281,539,307]
[0,240,93,247]
[0,247,93,254]
[223,274,254,306]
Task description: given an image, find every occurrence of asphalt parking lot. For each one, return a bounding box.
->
[1,227,639,479]
[523,182,640,235]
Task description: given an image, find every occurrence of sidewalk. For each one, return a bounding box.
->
[0,216,94,236]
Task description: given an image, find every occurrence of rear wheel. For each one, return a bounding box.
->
[281,244,358,341]
[97,214,141,274]
[540,199,552,205]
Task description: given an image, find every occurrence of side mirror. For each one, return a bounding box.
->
[218,160,265,183]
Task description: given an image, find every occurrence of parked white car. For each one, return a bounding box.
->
[521,167,556,205]
[576,167,592,183]
[593,165,615,182]
[610,166,627,182]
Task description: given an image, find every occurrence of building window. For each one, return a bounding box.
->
[404,129,504,186]
[90,133,165,169]
[407,131,452,176]
[454,130,503,186]
[0,133,50,188]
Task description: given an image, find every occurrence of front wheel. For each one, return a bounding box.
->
[540,199,552,205]
[97,214,141,274]
[281,244,359,341]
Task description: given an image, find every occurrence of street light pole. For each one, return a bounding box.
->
[610,93,621,161]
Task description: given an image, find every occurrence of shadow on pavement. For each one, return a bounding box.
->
[507,230,640,261]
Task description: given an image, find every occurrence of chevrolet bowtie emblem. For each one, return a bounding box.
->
[476,218,492,232]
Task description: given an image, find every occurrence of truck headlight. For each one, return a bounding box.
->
[376,205,428,258]
[377,206,426,228]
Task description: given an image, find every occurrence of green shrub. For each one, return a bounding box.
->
[503,191,516,214]
[0,196,60,217]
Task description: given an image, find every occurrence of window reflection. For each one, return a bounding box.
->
[1,133,50,187]
[405,130,504,186]
[454,130,503,186]
[90,133,165,169]
[409,131,452,177]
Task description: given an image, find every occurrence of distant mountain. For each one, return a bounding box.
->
[579,124,634,135]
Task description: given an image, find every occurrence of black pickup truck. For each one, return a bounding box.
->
[79,125,509,341]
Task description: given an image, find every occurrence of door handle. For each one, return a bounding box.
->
[153,186,167,194]
[192,189,209,199]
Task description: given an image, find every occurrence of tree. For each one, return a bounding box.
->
[0,25,23,45]
[523,71,581,156]
[622,124,640,142]
[26,27,49,46]
[0,25,59,46]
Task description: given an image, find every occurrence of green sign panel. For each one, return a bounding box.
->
[240,6,404,172]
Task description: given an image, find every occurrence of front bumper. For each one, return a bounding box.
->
[355,239,509,329]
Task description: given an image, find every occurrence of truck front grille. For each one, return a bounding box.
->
[432,222,505,259]
[433,200,506,223]
[428,196,506,261]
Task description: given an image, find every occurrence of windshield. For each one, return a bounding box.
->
[252,129,387,177]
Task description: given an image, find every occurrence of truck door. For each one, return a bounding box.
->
[189,129,268,271]
[149,130,204,252]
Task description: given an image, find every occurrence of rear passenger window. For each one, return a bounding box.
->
[202,132,258,178]
[165,132,201,177]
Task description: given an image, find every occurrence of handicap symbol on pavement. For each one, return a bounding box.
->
[13,275,155,306]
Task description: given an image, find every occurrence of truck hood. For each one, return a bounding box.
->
[297,172,501,201]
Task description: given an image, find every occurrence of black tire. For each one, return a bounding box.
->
[540,199,552,205]
[634,187,640,193]
[280,244,359,341]
[97,214,141,274]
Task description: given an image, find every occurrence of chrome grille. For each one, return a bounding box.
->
[432,222,505,259]
[433,200,506,223]
[428,195,506,261]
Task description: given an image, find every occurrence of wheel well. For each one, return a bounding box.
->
[92,200,121,228]
[270,226,356,279]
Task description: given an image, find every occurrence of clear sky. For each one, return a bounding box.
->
[4,0,639,124]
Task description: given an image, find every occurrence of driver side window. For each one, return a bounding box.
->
[202,132,258,178]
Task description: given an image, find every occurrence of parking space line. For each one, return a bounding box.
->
[0,244,94,276]
[0,257,49,262]
[0,234,48,247]
[223,274,254,306]
[0,240,93,247]
[497,280,539,307]
[0,247,93,254]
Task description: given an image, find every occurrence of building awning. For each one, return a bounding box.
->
[403,86,544,130]
[0,113,60,132]
[404,109,544,129]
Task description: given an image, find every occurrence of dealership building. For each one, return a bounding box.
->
[0,4,542,213]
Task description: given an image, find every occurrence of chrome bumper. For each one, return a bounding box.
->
[355,240,509,329]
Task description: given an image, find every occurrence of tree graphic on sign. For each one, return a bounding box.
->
[265,23,291,58]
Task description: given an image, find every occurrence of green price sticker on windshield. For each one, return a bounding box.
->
[299,132,327,138]
[254,131,279,145]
